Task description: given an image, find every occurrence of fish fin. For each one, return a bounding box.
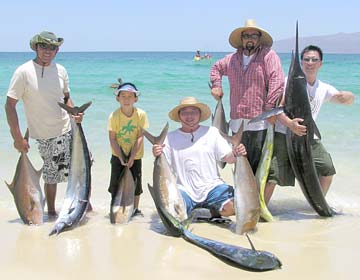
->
[183,213,195,229]
[142,123,169,145]
[147,184,155,200]
[58,101,92,115]
[24,129,29,141]
[5,181,14,193]
[221,121,243,146]
[245,233,257,251]
[58,102,77,115]
[78,101,92,113]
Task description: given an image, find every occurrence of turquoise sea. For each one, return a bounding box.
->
[1,51,360,209]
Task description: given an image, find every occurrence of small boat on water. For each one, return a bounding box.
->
[193,50,212,62]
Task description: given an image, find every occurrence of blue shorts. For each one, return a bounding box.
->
[180,184,234,216]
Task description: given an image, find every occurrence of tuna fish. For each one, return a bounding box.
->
[142,123,188,223]
[110,150,135,224]
[49,102,92,235]
[255,125,275,222]
[222,122,260,234]
[6,131,44,225]
[211,97,229,169]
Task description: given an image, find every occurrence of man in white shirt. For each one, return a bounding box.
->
[152,97,246,218]
[5,31,84,217]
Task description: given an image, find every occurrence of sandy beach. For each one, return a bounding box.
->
[1,148,359,280]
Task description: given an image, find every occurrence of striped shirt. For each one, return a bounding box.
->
[210,46,284,120]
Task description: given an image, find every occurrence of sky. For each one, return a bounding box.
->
[1,0,359,52]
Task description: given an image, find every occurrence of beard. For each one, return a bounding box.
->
[245,42,255,52]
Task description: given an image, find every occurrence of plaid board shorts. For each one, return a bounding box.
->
[36,131,72,184]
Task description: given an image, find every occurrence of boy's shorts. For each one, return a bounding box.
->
[267,132,336,186]
[36,130,72,184]
[180,184,234,216]
[108,155,143,198]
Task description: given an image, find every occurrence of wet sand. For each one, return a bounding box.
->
[1,154,359,280]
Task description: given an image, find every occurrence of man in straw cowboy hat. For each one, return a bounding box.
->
[210,19,284,174]
[5,31,86,217]
[152,97,246,220]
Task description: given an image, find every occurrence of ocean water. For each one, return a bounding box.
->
[1,51,359,209]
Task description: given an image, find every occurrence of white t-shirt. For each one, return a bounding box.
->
[275,78,337,135]
[7,60,71,139]
[163,125,232,202]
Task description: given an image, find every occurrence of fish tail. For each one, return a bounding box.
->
[142,123,169,145]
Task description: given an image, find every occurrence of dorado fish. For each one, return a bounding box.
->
[49,102,92,235]
[142,123,187,222]
[222,122,260,234]
[149,186,281,271]
[284,23,333,217]
[110,150,135,224]
[6,131,44,225]
[254,124,275,222]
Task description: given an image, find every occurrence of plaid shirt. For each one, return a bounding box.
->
[210,46,284,119]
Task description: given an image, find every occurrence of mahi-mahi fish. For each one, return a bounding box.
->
[284,23,333,217]
[221,122,260,234]
[142,123,187,222]
[110,149,135,224]
[255,125,275,222]
[148,185,281,271]
[49,102,92,235]
[5,131,44,225]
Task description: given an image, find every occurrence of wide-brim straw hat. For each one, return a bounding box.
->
[169,96,211,122]
[30,31,64,51]
[229,19,273,49]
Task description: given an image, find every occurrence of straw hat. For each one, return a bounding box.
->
[168,97,211,122]
[229,19,273,49]
[30,31,64,51]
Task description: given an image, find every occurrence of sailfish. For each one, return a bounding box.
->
[284,22,333,217]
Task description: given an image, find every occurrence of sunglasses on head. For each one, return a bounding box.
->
[37,43,58,51]
[302,57,320,63]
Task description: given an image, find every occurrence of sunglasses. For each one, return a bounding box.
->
[241,33,261,40]
[302,57,320,63]
[37,43,58,51]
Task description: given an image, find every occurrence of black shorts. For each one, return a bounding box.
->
[241,129,267,174]
[108,155,143,198]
